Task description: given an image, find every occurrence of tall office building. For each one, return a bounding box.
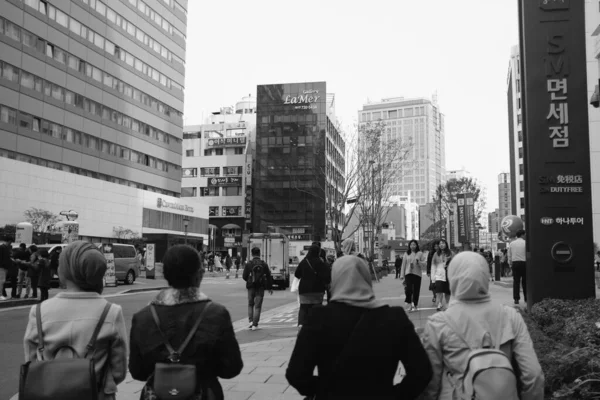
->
[253,82,346,241]
[358,97,446,206]
[507,45,525,221]
[0,0,205,250]
[498,172,512,220]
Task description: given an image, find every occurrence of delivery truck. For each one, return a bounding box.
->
[248,233,290,289]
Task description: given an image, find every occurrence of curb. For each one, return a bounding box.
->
[0,298,38,309]
[493,281,513,289]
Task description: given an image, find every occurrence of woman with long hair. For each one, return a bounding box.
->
[426,240,440,304]
[295,244,331,327]
[400,240,426,312]
[431,239,452,311]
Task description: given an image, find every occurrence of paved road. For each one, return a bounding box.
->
[0,276,295,400]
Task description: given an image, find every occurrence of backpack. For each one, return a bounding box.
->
[248,259,267,288]
[19,302,112,400]
[142,302,212,400]
[443,308,519,400]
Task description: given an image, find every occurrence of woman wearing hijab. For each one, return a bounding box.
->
[295,245,331,327]
[129,245,243,400]
[400,240,426,312]
[286,254,432,400]
[22,241,128,400]
[421,252,544,400]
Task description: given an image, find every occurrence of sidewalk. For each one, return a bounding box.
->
[116,274,518,400]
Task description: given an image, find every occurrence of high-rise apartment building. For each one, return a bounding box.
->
[498,172,512,220]
[0,0,205,251]
[507,45,525,221]
[488,208,500,233]
[358,97,446,206]
[253,82,345,242]
[182,96,256,257]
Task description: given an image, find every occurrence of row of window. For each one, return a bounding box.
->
[181,186,243,197]
[153,0,187,15]
[0,16,182,124]
[89,0,185,41]
[182,166,244,178]
[72,0,184,65]
[13,3,183,92]
[0,147,178,197]
[0,60,178,145]
[361,106,427,122]
[203,148,245,156]
[0,103,178,173]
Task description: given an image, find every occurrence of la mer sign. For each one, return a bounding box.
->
[284,89,320,104]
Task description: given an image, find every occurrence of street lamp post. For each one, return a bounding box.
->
[183,216,190,245]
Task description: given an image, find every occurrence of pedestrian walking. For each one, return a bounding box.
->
[431,239,452,311]
[242,247,273,331]
[286,253,433,400]
[0,235,14,301]
[14,243,30,298]
[421,251,544,400]
[22,241,128,400]
[295,245,331,327]
[225,254,232,271]
[508,230,527,305]
[394,254,403,279]
[129,245,243,400]
[26,245,40,299]
[401,240,426,312]
[49,246,61,287]
[36,249,52,302]
[426,240,440,304]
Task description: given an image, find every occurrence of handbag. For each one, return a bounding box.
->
[290,277,300,293]
[142,302,213,400]
[19,302,112,400]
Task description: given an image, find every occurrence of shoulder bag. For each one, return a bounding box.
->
[19,302,112,400]
[142,301,213,400]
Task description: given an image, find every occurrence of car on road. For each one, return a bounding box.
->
[95,243,141,285]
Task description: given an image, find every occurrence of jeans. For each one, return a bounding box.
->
[40,287,49,302]
[512,261,527,302]
[17,270,29,296]
[395,268,401,278]
[405,274,422,306]
[247,287,265,326]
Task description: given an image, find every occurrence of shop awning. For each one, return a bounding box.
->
[222,223,241,230]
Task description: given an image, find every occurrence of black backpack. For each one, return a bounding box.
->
[248,259,267,288]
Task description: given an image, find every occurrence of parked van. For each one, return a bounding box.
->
[95,243,140,285]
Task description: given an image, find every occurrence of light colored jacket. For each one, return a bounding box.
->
[23,292,128,400]
[400,251,425,277]
[430,253,449,283]
[421,252,544,400]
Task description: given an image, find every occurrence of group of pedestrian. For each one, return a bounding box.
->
[12,238,544,400]
[0,236,60,302]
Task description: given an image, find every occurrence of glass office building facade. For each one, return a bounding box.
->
[253,82,345,241]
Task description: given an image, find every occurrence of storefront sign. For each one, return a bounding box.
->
[224,241,242,248]
[206,137,246,147]
[519,0,594,302]
[103,253,117,287]
[466,193,476,243]
[284,90,321,105]
[157,198,194,213]
[245,186,252,219]
[222,207,242,216]
[208,177,242,187]
[457,196,467,244]
[539,175,584,193]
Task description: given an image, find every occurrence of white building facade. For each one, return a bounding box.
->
[359,97,446,206]
[587,1,600,244]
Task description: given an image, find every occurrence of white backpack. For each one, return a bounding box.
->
[443,310,519,400]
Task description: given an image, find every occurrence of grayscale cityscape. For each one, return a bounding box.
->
[0,1,598,399]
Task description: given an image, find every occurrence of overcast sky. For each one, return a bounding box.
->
[183,0,520,211]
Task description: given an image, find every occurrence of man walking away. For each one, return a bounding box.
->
[394,254,402,279]
[509,229,527,305]
[2,239,18,299]
[243,247,273,330]
[0,235,14,301]
[15,243,31,297]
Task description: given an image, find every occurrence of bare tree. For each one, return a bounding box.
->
[112,226,140,242]
[24,208,60,242]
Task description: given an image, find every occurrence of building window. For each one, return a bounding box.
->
[223,186,242,196]
[234,147,244,155]
[214,148,223,156]
[518,131,523,142]
[209,206,219,216]
[519,164,523,175]
[518,147,523,159]
[200,167,220,176]
[185,149,194,157]
[204,149,211,156]
[520,181,524,192]
[181,187,197,197]
[182,168,197,178]
[200,187,219,197]
[223,166,242,176]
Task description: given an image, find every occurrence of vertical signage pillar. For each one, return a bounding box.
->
[519,0,595,306]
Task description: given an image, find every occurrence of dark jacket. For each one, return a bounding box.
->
[242,257,272,290]
[50,251,60,272]
[129,300,243,400]
[426,251,435,276]
[28,252,40,278]
[286,302,432,400]
[37,258,52,288]
[0,243,12,273]
[295,257,331,295]
[394,257,402,270]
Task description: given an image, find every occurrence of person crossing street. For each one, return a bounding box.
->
[243,247,273,331]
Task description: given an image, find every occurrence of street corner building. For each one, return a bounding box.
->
[253,81,346,243]
[0,0,207,258]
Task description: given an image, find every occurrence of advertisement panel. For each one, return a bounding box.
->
[145,243,155,279]
[457,194,468,244]
[519,0,595,303]
[206,137,246,147]
[103,253,117,287]
[207,177,242,187]
[465,193,476,244]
